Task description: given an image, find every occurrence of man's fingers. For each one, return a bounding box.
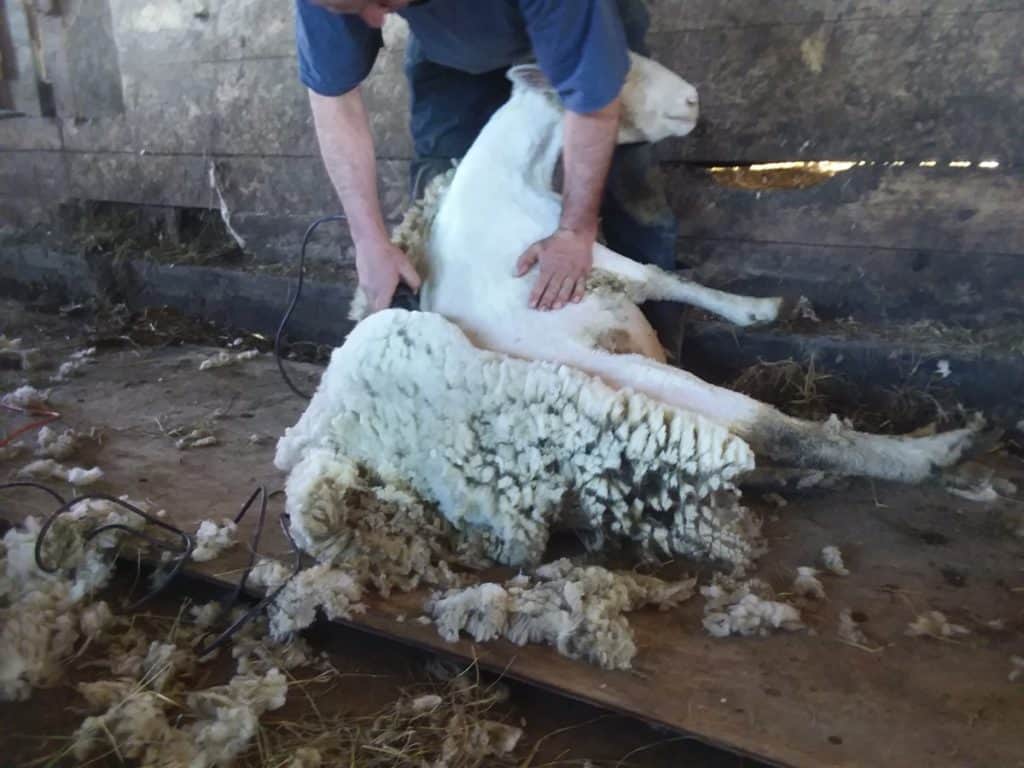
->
[529,271,550,308]
[536,272,568,310]
[552,274,576,309]
[398,260,422,291]
[516,245,540,277]
[572,276,586,303]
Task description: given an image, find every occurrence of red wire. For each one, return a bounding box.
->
[0,402,61,448]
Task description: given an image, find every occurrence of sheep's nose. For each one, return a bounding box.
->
[686,94,699,107]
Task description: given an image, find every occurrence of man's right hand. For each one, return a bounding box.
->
[355,238,422,313]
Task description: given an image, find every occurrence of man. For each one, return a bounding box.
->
[296,0,682,351]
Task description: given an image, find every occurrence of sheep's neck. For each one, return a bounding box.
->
[459,91,563,197]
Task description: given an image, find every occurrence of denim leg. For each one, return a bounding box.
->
[603,1,684,356]
[405,35,511,199]
[602,143,684,357]
[613,0,652,54]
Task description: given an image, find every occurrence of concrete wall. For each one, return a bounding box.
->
[1,0,1021,326]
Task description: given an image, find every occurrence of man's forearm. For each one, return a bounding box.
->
[559,97,623,239]
[308,87,388,248]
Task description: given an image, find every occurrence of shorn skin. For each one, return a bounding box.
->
[352,52,977,483]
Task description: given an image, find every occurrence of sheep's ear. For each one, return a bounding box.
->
[506,63,555,95]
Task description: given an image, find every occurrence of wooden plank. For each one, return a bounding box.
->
[646,0,1024,31]
[0,116,62,150]
[62,152,407,222]
[665,164,1024,324]
[669,165,1024,254]
[4,346,1022,768]
[0,149,66,200]
[650,9,1024,162]
[683,240,1024,327]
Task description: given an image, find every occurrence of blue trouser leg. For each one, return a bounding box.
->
[405,35,511,199]
[601,0,684,357]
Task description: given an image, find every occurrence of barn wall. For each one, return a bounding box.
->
[0,0,1021,326]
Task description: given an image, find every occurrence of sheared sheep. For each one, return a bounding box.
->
[280,52,976,572]
[352,52,977,484]
[277,311,760,569]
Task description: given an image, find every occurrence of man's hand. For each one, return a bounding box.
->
[356,239,422,313]
[515,95,620,311]
[516,227,594,310]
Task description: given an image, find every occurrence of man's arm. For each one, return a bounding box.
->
[309,87,420,312]
[516,96,622,310]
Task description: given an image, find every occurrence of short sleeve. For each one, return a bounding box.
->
[517,0,630,113]
[295,0,383,96]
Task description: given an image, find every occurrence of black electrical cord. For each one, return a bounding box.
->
[0,481,304,645]
[274,213,420,400]
[275,214,348,400]
[195,510,302,658]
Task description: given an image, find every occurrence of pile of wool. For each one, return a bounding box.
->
[264,563,366,641]
[34,425,96,461]
[0,499,146,700]
[276,310,760,572]
[190,518,239,562]
[427,557,696,669]
[71,666,289,766]
[18,457,104,486]
[906,610,970,639]
[283,450,490,596]
[792,566,826,600]
[1,384,50,409]
[701,573,804,638]
[821,545,850,576]
[51,347,96,382]
[0,335,39,370]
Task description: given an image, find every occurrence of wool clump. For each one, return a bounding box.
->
[427,557,696,669]
[701,573,804,638]
[191,518,239,562]
[276,310,761,573]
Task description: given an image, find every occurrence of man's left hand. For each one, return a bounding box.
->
[515,227,594,310]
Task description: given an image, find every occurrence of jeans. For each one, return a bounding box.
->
[403,0,683,354]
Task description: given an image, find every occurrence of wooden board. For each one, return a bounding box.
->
[3,337,1022,768]
[666,165,1024,325]
[648,6,1024,162]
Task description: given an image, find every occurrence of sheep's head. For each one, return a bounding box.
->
[506,52,698,145]
[618,52,699,143]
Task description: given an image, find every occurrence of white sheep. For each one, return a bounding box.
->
[354,52,977,484]
[278,52,976,571]
[276,310,761,569]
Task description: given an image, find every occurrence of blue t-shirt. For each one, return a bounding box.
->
[295,0,630,113]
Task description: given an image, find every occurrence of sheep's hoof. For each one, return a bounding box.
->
[736,296,786,327]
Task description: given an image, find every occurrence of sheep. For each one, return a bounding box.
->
[276,310,761,570]
[351,52,977,484]
[278,52,976,571]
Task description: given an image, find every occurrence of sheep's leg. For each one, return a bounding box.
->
[591,245,782,327]
[561,343,977,483]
